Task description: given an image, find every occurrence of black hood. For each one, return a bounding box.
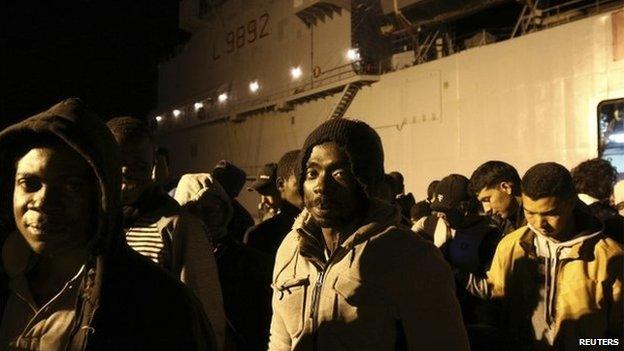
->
[0,98,123,254]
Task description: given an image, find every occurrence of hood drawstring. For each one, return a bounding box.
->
[543,246,562,326]
[530,224,601,327]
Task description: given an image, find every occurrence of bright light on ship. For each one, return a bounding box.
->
[249,81,260,93]
[155,115,163,122]
[609,133,624,143]
[218,93,228,103]
[346,48,360,61]
[194,102,204,110]
[290,67,302,80]
[172,109,181,118]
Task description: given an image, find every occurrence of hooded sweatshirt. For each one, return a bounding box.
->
[466,204,623,350]
[0,98,215,350]
[174,173,233,242]
[175,174,273,351]
[529,224,601,349]
[269,198,469,351]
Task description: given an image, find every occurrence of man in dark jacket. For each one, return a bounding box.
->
[0,98,214,350]
[248,163,280,222]
[410,179,439,228]
[244,150,302,259]
[174,173,273,351]
[469,161,526,234]
[107,117,225,348]
[571,158,623,244]
[212,160,255,242]
[424,174,504,350]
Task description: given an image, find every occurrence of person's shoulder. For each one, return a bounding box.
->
[274,229,300,264]
[367,225,443,263]
[102,248,199,318]
[244,216,278,243]
[497,225,528,249]
[592,234,624,257]
[109,247,188,295]
[249,215,279,233]
[363,226,454,285]
[99,249,209,348]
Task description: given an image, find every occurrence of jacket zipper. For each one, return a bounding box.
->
[310,270,325,330]
[310,269,325,351]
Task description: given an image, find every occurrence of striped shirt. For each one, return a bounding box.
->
[124,215,171,269]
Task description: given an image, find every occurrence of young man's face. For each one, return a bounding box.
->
[476,182,515,219]
[13,146,97,256]
[117,136,154,205]
[303,142,363,228]
[278,174,303,209]
[522,195,575,240]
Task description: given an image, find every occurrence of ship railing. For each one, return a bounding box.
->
[153,60,381,130]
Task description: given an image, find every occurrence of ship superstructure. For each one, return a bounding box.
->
[154,0,624,207]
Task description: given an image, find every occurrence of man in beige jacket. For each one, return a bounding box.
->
[268,118,469,350]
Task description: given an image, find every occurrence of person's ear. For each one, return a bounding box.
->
[499,181,513,195]
[276,177,285,192]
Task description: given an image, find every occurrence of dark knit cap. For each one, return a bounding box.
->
[296,118,384,197]
[212,160,247,199]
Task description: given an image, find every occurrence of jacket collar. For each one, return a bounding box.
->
[295,198,402,267]
[518,202,604,260]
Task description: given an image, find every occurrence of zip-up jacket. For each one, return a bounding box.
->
[268,198,469,351]
[467,211,623,350]
[0,98,215,350]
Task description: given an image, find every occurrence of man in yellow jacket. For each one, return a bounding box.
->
[268,118,469,350]
[467,162,623,350]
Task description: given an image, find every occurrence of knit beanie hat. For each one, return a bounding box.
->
[212,160,247,199]
[296,118,384,197]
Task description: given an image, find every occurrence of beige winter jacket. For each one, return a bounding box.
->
[268,198,469,351]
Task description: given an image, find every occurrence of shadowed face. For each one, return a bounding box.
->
[523,195,575,240]
[13,146,97,256]
[303,142,363,228]
[117,135,154,205]
[278,174,303,209]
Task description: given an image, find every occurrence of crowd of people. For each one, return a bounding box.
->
[0,98,622,350]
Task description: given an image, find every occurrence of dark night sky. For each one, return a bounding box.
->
[0,0,525,131]
[0,0,185,130]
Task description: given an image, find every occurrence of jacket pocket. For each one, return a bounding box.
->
[273,276,310,337]
[332,274,383,323]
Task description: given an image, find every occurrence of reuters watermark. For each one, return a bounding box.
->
[578,338,620,347]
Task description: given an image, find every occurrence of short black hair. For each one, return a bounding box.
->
[106,116,153,144]
[277,150,300,180]
[387,171,405,195]
[571,158,617,200]
[522,162,576,201]
[427,180,440,199]
[469,161,521,195]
